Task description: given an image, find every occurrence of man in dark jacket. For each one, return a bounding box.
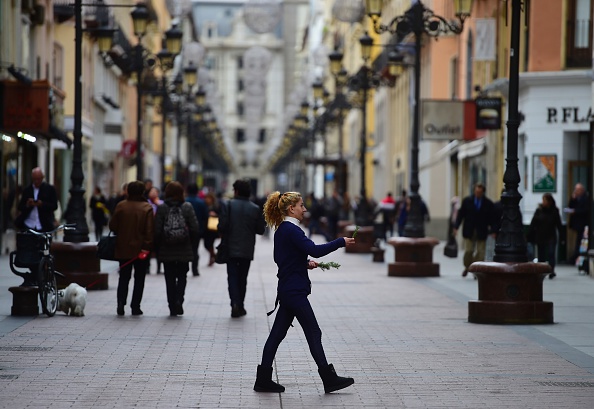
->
[454,183,495,277]
[566,183,590,263]
[218,179,266,317]
[15,167,58,232]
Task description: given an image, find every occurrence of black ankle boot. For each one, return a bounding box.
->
[253,365,285,393]
[318,363,354,393]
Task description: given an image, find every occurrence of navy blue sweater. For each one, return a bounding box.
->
[274,221,345,296]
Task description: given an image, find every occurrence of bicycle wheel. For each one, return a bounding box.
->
[37,257,58,317]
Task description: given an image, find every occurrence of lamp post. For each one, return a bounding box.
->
[366,0,473,237]
[129,3,150,181]
[492,0,525,263]
[63,0,88,242]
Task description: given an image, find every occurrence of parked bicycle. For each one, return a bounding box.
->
[9,223,77,317]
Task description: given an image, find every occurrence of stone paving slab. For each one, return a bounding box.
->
[0,233,593,408]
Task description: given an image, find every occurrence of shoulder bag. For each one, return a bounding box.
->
[97,231,117,260]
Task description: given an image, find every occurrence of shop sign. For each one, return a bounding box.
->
[546,107,593,124]
[421,100,476,141]
[0,80,50,133]
[475,97,502,130]
[121,140,137,158]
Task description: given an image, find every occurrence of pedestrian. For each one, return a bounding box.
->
[186,183,208,276]
[107,182,127,215]
[397,195,429,237]
[147,187,164,274]
[203,192,220,266]
[15,167,58,233]
[324,189,342,240]
[109,180,154,316]
[143,178,153,199]
[527,193,562,279]
[307,193,328,240]
[154,181,199,316]
[454,183,495,277]
[90,186,108,241]
[379,192,396,239]
[217,179,266,318]
[253,191,355,394]
[564,183,589,264]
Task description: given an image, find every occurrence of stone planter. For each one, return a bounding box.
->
[468,261,553,324]
[386,237,439,277]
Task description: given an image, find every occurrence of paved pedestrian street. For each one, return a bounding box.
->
[1,233,594,408]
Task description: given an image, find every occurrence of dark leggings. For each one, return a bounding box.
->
[261,295,328,368]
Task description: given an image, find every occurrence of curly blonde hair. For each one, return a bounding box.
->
[263,191,302,230]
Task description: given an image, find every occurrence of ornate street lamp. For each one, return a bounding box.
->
[366,0,473,237]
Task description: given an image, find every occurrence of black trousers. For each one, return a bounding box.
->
[260,294,328,368]
[117,258,149,308]
[226,258,251,308]
[163,261,189,310]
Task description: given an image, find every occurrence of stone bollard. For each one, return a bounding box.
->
[386,237,440,277]
[370,246,385,262]
[9,286,39,316]
[345,225,374,253]
[468,261,553,324]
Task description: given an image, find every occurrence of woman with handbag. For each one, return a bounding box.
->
[254,191,356,394]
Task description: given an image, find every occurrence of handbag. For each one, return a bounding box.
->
[215,202,231,264]
[443,234,458,258]
[97,231,117,260]
[207,216,219,232]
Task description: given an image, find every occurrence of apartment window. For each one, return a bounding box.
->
[237,56,243,69]
[236,128,245,143]
[53,43,64,90]
[237,102,244,117]
[259,129,266,143]
[566,0,593,67]
[238,79,244,92]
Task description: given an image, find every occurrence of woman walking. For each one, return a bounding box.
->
[254,191,355,394]
[154,181,199,316]
[527,193,562,279]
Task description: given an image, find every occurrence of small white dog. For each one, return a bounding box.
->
[57,283,87,317]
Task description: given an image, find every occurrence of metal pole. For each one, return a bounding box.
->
[135,43,144,181]
[160,76,167,189]
[403,8,425,238]
[356,67,369,226]
[493,0,526,262]
[64,0,89,242]
[176,103,182,181]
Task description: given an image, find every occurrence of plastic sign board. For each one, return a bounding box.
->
[421,100,476,141]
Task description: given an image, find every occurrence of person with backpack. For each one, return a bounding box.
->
[154,181,200,316]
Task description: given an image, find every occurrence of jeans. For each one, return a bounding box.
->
[226,258,251,308]
[261,294,328,368]
[163,261,189,310]
[117,258,149,309]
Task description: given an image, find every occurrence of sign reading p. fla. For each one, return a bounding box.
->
[475,97,502,130]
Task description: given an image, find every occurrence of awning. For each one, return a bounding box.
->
[458,137,486,160]
[47,124,72,148]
